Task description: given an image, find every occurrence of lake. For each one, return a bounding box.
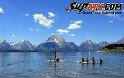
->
[0,51,124,78]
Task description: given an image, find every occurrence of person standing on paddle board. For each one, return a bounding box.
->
[54,50,57,61]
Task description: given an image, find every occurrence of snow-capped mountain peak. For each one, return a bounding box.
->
[10,40,35,51]
[116,37,124,44]
[81,40,96,45]
[0,39,13,50]
[45,35,65,43]
[42,35,66,47]
[21,40,28,43]
[79,40,98,51]
[0,39,6,43]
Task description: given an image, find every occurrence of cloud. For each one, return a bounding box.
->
[108,20,114,23]
[67,20,82,30]
[35,29,39,32]
[57,29,69,34]
[33,14,54,28]
[29,28,33,31]
[29,28,40,32]
[25,13,29,16]
[69,34,75,36]
[11,34,15,37]
[48,12,55,17]
[0,7,4,13]
[70,21,73,22]
[51,33,59,35]
[106,14,120,19]
[51,33,55,35]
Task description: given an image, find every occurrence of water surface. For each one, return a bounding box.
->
[0,51,124,78]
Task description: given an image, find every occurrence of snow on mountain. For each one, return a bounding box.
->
[61,42,80,52]
[0,39,13,50]
[36,42,59,51]
[98,41,110,49]
[10,40,35,51]
[79,40,98,51]
[116,37,124,44]
[36,35,65,51]
[43,35,66,47]
[0,39,6,43]
[10,42,17,46]
[1,36,124,52]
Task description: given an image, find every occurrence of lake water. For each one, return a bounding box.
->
[0,51,124,78]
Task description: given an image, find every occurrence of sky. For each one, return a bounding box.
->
[0,0,124,45]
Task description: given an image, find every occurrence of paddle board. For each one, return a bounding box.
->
[76,61,100,64]
[76,61,89,64]
[47,59,64,62]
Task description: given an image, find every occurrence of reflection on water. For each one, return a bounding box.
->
[0,52,124,78]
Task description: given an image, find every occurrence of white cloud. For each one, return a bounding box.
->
[108,20,114,23]
[33,14,54,28]
[106,14,120,19]
[35,29,39,32]
[0,7,4,13]
[29,28,33,31]
[69,34,75,36]
[11,34,15,37]
[70,21,73,22]
[57,29,69,34]
[51,33,59,35]
[48,12,55,17]
[25,13,29,16]
[51,33,55,35]
[67,20,82,30]
[29,28,40,32]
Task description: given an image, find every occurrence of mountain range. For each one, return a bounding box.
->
[0,35,124,52]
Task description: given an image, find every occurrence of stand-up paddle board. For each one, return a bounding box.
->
[76,61,89,64]
[47,59,65,62]
[76,61,101,64]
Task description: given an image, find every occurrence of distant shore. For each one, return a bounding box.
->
[99,50,124,52]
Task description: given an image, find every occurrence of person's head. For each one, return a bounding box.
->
[92,57,94,58]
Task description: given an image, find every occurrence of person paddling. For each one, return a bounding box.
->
[86,58,89,63]
[54,50,57,61]
[50,58,52,61]
[81,57,84,62]
[54,50,60,62]
[56,57,59,62]
[92,57,95,63]
[99,58,103,64]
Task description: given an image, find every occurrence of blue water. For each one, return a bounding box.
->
[0,51,124,78]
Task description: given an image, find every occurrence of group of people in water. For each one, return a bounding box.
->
[50,50,104,64]
[81,57,103,64]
